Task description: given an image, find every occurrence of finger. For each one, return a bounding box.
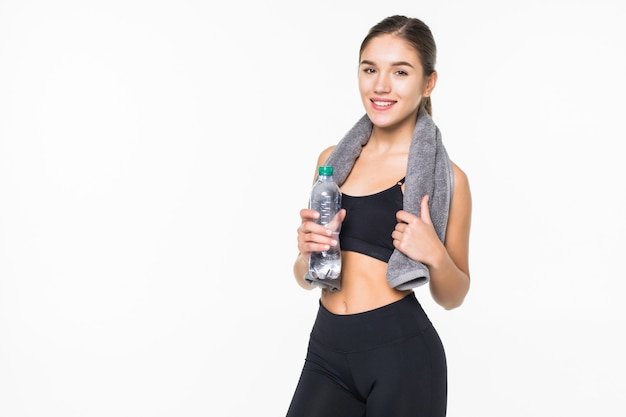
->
[300,221,335,242]
[395,209,416,224]
[327,209,345,232]
[300,208,320,221]
[338,208,346,222]
[420,194,432,225]
[304,233,336,251]
[298,227,334,253]
[394,221,407,232]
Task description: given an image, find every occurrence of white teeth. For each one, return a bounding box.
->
[373,101,393,107]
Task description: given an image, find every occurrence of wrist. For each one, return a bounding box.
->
[428,242,448,271]
[298,252,310,265]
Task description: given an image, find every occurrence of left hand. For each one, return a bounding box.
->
[392,195,444,266]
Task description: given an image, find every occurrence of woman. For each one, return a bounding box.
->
[287,15,471,417]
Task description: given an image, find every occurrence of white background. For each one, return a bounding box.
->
[1,0,625,416]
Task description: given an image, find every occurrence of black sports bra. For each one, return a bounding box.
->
[340,178,404,263]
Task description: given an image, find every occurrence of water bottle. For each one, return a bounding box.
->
[308,165,342,280]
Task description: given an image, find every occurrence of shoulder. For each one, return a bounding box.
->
[450,161,469,191]
[308,146,337,183]
[449,160,471,213]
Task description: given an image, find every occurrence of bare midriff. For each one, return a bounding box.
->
[320,250,412,315]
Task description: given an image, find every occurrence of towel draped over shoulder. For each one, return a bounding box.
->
[304,109,454,292]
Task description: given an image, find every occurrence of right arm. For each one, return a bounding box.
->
[293,146,342,289]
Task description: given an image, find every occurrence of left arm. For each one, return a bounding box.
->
[393,162,472,310]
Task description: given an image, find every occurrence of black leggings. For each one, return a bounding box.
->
[286,292,447,417]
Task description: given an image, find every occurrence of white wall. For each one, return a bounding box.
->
[1,1,624,416]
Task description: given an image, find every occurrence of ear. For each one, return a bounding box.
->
[423,71,438,97]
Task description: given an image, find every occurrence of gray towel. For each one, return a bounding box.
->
[305,109,453,291]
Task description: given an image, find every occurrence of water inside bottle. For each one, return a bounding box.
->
[309,232,341,280]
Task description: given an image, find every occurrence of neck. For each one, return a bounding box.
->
[368,116,416,152]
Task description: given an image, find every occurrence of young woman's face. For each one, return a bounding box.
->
[358,34,434,129]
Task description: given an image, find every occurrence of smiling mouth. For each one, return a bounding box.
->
[372,100,395,107]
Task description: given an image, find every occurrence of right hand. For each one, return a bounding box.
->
[297,208,346,258]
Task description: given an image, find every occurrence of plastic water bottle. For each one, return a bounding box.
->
[308,166,342,280]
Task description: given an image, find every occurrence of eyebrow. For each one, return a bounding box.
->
[360,59,415,68]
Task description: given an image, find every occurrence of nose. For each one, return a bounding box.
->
[374,73,391,94]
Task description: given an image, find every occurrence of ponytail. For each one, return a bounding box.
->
[422,96,432,116]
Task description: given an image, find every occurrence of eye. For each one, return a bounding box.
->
[362,67,376,74]
[395,70,409,76]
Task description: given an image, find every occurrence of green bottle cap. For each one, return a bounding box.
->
[318,166,333,176]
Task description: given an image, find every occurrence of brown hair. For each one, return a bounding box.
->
[359,15,437,116]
